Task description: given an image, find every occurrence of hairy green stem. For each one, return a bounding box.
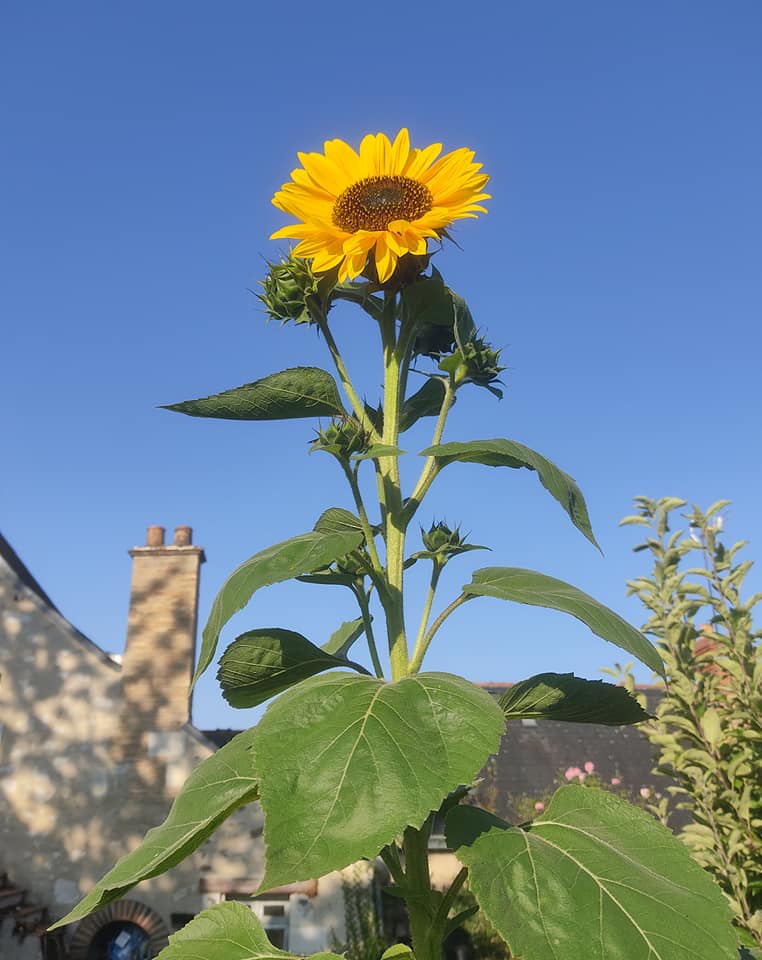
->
[318,316,381,444]
[410,561,444,675]
[404,379,456,527]
[410,593,473,673]
[353,584,384,679]
[342,462,384,575]
[403,822,442,960]
[378,291,409,679]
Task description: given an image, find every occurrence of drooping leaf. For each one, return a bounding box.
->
[154,901,343,960]
[400,379,448,432]
[463,567,664,675]
[162,367,345,421]
[195,528,363,687]
[499,672,650,725]
[420,439,598,548]
[322,617,367,657]
[50,730,259,929]
[446,787,737,960]
[254,672,504,889]
[218,628,369,708]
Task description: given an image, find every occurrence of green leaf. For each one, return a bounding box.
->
[217,628,369,708]
[322,617,367,657]
[50,730,259,929]
[446,786,737,960]
[464,567,664,675]
[195,528,363,688]
[162,366,345,421]
[380,946,414,960]
[352,444,406,461]
[254,672,504,889]
[313,507,364,536]
[400,378,448,432]
[499,672,650,725]
[419,439,598,548]
[154,901,343,960]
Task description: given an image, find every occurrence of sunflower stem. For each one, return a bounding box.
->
[318,316,381,445]
[379,290,409,680]
[404,377,456,528]
[352,583,384,679]
[410,593,473,673]
[409,560,444,675]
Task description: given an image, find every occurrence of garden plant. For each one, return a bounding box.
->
[52,130,741,959]
[619,497,762,949]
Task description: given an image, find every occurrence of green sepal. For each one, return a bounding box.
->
[420,438,599,549]
[463,566,664,675]
[194,527,363,688]
[162,367,345,421]
[499,672,650,725]
[50,729,259,929]
[446,787,737,960]
[153,901,344,960]
[254,672,505,889]
[217,628,369,708]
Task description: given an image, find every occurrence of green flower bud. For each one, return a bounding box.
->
[258,252,334,325]
[439,337,505,397]
[311,417,370,460]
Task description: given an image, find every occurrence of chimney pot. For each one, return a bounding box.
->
[174,525,192,546]
[146,525,165,547]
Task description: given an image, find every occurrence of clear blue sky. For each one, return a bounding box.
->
[2,2,761,730]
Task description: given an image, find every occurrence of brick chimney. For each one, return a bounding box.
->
[118,526,205,767]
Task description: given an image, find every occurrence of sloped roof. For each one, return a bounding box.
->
[0,530,58,611]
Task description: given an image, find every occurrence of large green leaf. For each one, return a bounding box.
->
[254,672,504,889]
[446,786,737,960]
[217,628,369,708]
[162,367,345,420]
[50,730,259,929]
[155,901,343,960]
[499,672,650,725]
[420,439,598,548]
[195,528,363,687]
[463,567,664,675]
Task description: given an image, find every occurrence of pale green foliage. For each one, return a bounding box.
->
[331,865,390,960]
[622,496,762,946]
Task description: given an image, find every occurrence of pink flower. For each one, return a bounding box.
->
[610,777,621,786]
[534,801,545,812]
[639,787,651,799]
[565,766,583,781]
[584,761,595,774]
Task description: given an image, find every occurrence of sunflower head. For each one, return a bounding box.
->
[258,251,334,326]
[271,129,490,285]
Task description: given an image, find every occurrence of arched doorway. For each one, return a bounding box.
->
[68,900,169,960]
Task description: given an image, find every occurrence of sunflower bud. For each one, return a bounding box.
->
[311,417,370,460]
[439,337,505,397]
[422,521,467,557]
[259,252,334,325]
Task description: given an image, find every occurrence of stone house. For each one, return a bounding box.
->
[0,526,349,959]
[0,525,663,959]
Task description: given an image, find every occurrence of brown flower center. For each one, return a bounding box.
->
[332,175,433,233]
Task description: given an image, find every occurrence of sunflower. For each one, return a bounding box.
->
[270,129,490,284]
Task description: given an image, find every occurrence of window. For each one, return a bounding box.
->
[227,896,290,949]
